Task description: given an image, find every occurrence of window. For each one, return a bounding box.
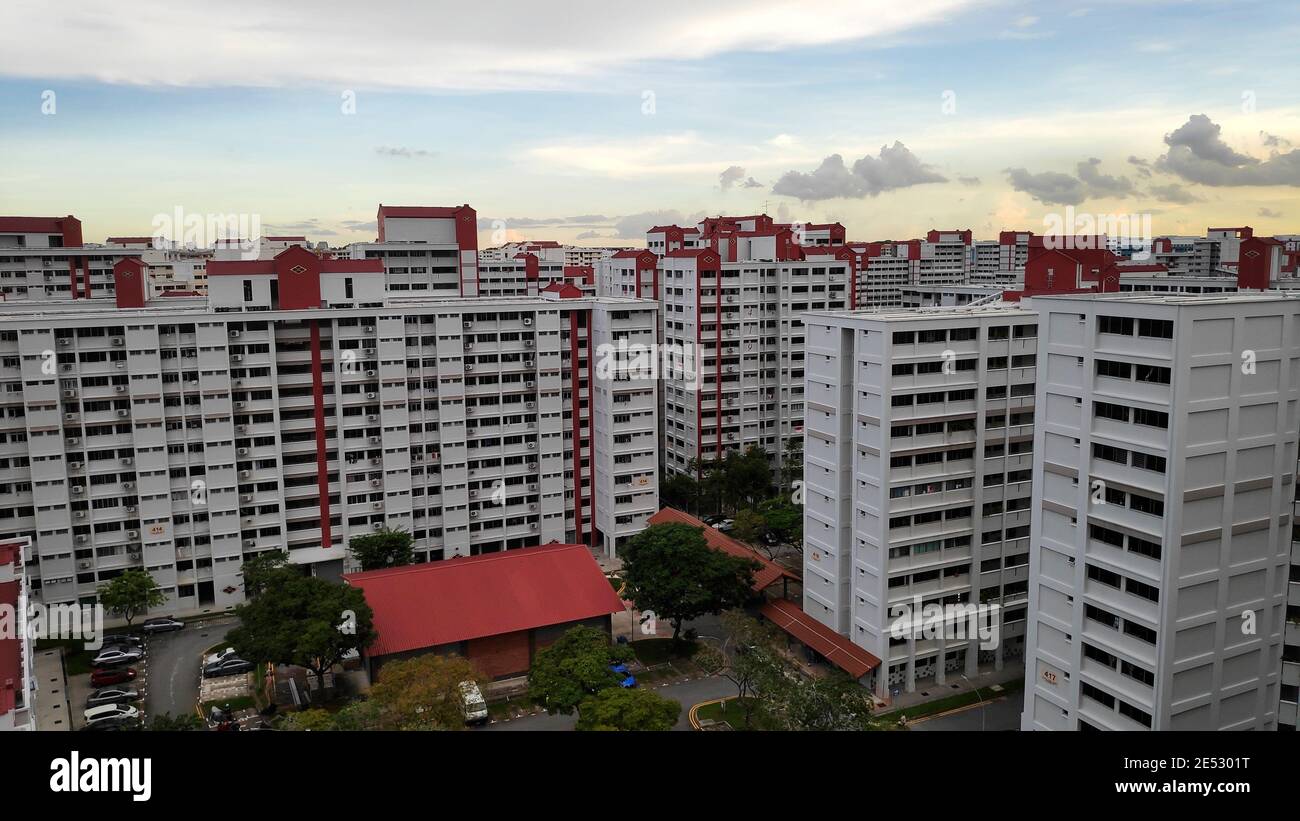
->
[1137,318,1173,339]
[1134,364,1171,384]
[1096,360,1132,379]
[1094,401,1128,422]
[1098,316,1134,336]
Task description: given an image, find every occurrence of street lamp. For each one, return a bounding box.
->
[961,673,985,732]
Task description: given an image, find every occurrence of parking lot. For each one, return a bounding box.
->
[144,616,238,719]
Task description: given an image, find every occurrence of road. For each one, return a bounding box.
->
[481,675,737,731]
[908,694,1022,731]
[144,616,238,719]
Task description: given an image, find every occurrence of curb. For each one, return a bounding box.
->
[688,696,729,730]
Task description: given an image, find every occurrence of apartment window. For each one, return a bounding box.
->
[1137,318,1173,339]
[1098,315,1134,336]
[1096,360,1132,379]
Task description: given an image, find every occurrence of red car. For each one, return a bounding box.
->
[90,667,137,687]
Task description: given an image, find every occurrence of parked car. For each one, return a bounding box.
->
[84,703,140,725]
[610,663,637,688]
[90,667,137,687]
[203,647,239,666]
[79,715,141,732]
[141,616,185,634]
[86,686,140,708]
[92,646,144,667]
[203,657,254,678]
[100,633,144,648]
[459,681,488,724]
[713,519,735,533]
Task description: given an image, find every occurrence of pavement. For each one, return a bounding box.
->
[908,692,1022,731]
[144,616,238,719]
[33,648,73,731]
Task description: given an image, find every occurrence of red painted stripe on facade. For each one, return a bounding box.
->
[82,259,92,299]
[585,316,595,549]
[310,320,333,551]
[714,263,722,462]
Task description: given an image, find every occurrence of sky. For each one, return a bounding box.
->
[0,0,1298,248]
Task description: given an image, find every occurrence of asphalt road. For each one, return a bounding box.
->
[144,616,238,719]
[908,694,1022,731]
[481,675,738,731]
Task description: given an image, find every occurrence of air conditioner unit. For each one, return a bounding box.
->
[469,510,478,519]
[524,360,534,368]
[72,486,85,494]
[75,511,86,519]
[61,363,73,372]
[524,340,533,348]
[127,551,141,560]
[465,406,474,414]
[111,337,124,346]
[529,503,537,511]
[468,489,478,499]
[465,342,474,350]
[63,389,76,398]
[64,413,75,421]
[241,494,252,502]
[368,415,378,422]
[229,330,241,338]
[78,560,91,569]
[237,448,249,456]
[527,442,536,449]
[523,318,533,326]
[121,457,133,465]
[364,348,375,357]
[370,479,381,487]
[122,482,134,490]
[527,464,537,471]
[463,321,473,329]
[526,381,535,388]
[236,425,247,433]
[526,401,535,409]
[235,402,245,409]
[366,392,377,399]
[370,457,381,465]
[366,370,376,377]
[528,483,538,491]
[127,530,139,539]
[232,380,242,388]
[371,522,383,531]
[68,437,80,446]
[232,355,243,362]
[363,326,374,333]
[126,506,137,515]
[70,461,83,469]
[76,534,87,543]
[114,362,125,369]
[116,409,129,418]
[530,522,538,530]
[114,385,126,393]
[244,539,256,547]
[369,436,380,444]
[58,338,71,347]
[240,470,250,479]
[465,364,474,371]
[371,502,382,510]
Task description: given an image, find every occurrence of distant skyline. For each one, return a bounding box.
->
[1,0,1298,247]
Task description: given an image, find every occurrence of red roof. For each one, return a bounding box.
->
[760,598,881,678]
[377,205,465,219]
[344,544,625,657]
[646,508,797,592]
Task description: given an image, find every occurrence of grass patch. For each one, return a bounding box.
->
[696,697,778,731]
[879,677,1025,723]
[630,637,698,666]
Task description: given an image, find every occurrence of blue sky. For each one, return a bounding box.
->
[1,0,1297,246]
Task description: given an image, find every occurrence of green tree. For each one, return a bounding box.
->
[347,527,414,571]
[723,446,774,511]
[756,496,803,559]
[279,707,338,731]
[779,438,803,491]
[239,549,293,598]
[660,473,700,515]
[147,712,204,731]
[620,523,760,644]
[576,687,681,731]
[696,610,785,729]
[730,508,768,546]
[227,572,375,693]
[97,569,166,627]
[528,625,632,714]
[369,654,481,730]
[767,670,876,731]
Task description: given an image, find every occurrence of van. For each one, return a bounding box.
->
[459,681,488,724]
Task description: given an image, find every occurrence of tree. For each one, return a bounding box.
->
[696,610,785,729]
[147,712,203,731]
[98,569,166,627]
[226,572,375,693]
[279,708,338,731]
[756,496,803,559]
[239,549,293,598]
[576,687,680,731]
[528,625,632,714]
[722,446,774,511]
[730,508,768,546]
[766,670,876,731]
[779,438,803,492]
[660,473,700,515]
[620,523,760,644]
[369,654,481,730]
[347,527,414,571]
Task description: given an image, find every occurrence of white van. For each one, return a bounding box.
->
[459,681,488,724]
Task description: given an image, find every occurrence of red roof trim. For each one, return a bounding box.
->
[646,508,797,591]
[760,598,881,678]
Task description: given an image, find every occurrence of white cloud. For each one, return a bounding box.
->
[0,0,980,91]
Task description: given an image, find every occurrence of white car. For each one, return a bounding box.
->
[204,647,238,667]
[459,681,488,724]
[84,703,141,725]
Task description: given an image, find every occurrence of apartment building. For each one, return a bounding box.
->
[1021,291,1300,730]
[802,303,1040,697]
[0,245,658,619]
[971,231,1032,285]
[346,204,480,296]
[0,216,136,302]
[0,537,34,731]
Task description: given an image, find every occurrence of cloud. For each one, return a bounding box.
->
[1156,114,1300,186]
[576,230,617,240]
[719,165,761,190]
[0,0,983,91]
[1013,15,1038,27]
[1004,167,1087,205]
[264,217,339,236]
[771,142,947,201]
[1258,207,1284,218]
[1260,131,1292,149]
[1127,155,1152,178]
[477,215,614,229]
[958,176,981,186]
[375,146,436,159]
[341,219,377,232]
[565,214,609,223]
[613,210,705,239]
[1147,183,1201,204]
[1076,157,1135,197]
